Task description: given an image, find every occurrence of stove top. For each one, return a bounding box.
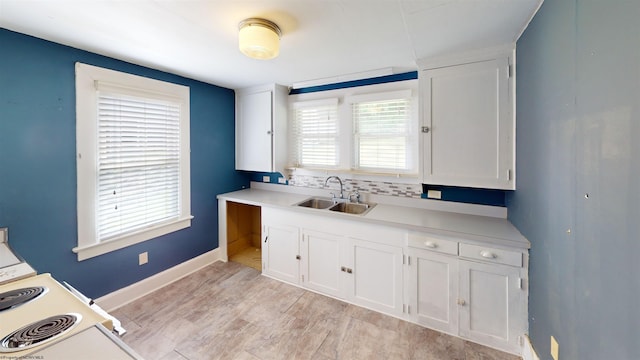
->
[0,313,82,353]
[0,286,47,312]
[0,274,112,358]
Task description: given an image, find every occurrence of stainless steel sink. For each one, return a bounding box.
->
[328,202,375,215]
[295,197,335,209]
[296,196,375,216]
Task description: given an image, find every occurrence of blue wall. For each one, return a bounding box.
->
[0,29,250,298]
[508,1,640,358]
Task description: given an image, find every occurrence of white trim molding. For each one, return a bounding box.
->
[95,249,223,312]
[522,335,541,360]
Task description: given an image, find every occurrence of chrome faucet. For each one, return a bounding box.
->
[324,176,344,200]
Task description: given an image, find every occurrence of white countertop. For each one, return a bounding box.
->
[217,183,529,250]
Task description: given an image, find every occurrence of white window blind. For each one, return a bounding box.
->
[353,97,414,173]
[290,99,339,168]
[96,90,182,241]
[76,63,191,261]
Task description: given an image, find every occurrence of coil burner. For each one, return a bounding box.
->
[0,287,48,312]
[0,313,82,352]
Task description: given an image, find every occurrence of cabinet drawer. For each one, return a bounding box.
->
[407,233,458,255]
[459,243,522,267]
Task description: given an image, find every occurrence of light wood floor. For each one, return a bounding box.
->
[112,261,520,360]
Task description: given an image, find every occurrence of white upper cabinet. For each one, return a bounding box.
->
[419,46,515,190]
[235,84,288,173]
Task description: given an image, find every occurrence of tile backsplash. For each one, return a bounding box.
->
[288,174,423,199]
[250,172,506,206]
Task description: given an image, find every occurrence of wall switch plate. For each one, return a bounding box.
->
[427,190,442,199]
[278,177,286,184]
[139,252,148,265]
[551,335,559,360]
[262,175,270,183]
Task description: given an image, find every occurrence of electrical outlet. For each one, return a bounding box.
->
[551,335,559,360]
[278,177,287,184]
[139,252,148,265]
[427,190,442,199]
[262,175,270,183]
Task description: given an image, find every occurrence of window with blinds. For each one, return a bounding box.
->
[96,91,181,241]
[75,62,191,261]
[352,97,415,173]
[290,99,339,168]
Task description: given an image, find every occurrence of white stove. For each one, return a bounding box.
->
[0,228,142,359]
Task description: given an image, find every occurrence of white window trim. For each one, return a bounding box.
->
[74,62,192,261]
[290,98,340,169]
[288,79,419,184]
[348,89,416,174]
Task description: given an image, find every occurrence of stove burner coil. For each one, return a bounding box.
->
[0,313,82,352]
[0,286,47,312]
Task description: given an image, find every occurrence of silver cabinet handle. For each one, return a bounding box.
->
[424,241,438,249]
[480,250,496,259]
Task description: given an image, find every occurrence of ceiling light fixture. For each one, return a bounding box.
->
[238,18,282,60]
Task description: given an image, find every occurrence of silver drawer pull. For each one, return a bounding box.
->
[480,250,497,259]
[424,241,438,249]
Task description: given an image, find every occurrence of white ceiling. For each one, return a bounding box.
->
[0,0,542,90]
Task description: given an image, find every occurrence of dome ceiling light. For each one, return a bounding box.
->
[238,17,282,60]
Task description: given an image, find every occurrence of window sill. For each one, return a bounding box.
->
[73,216,193,261]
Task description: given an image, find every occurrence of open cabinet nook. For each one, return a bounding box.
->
[226,201,261,271]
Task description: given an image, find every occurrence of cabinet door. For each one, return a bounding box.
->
[262,224,299,284]
[407,248,458,335]
[236,89,272,172]
[345,238,404,317]
[458,260,526,354]
[421,57,514,189]
[300,230,345,299]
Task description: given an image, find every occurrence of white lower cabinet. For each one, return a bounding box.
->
[300,230,404,317]
[262,223,300,284]
[262,208,405,313]
[260,208,527,355]
[346,238,404,317]
[458,260,527,354]
[406,232,528,355]
[300,230,344,298]
[407,248,458,335]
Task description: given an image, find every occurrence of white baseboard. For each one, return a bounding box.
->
[95,249,223,312]
[522,335,540,360]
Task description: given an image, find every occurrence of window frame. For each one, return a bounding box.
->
[290,98,340,169]
[348,89,416,174]
[74,62,192,261]
[288,79,419,182]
